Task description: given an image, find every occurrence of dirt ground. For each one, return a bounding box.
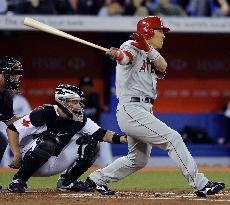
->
[0,189,229,205]
[1,167,230,205]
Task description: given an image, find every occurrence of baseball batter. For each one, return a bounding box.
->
[86,16,225,197]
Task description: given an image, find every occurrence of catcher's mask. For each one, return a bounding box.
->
[55,84,85,122]
[0,57,23,91]
[137,16,170,40]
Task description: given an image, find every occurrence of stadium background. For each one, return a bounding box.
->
[0,15,230,166]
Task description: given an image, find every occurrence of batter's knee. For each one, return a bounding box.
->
[173,131,183,143]
[166,130,184,150]
[127,154,148,168]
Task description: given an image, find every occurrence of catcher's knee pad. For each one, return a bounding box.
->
[34,137,57,159]
[81,142,100,163]
[17,137,58,183]
[24,137,58,164]
[63,140,100,181]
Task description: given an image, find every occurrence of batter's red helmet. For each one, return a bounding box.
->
[137,16,170,40]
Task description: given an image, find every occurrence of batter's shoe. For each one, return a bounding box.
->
[85,177,116,195]
[8,179,27,193]
[57,177,93,192]
[195,181,225,197]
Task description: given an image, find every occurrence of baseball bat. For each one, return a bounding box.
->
[23,17,109,52]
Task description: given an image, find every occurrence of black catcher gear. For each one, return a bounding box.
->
[8,178,27,193]
[0,57,23,91]
[55,84,85,122]
[13,131,58,183]
[58,136,99,189]
[57,177,93,192]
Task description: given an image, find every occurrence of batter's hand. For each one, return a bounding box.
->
[106,47,124,62]
[131,32,151,52]
[9,154,22,169]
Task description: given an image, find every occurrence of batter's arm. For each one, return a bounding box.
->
[106,47,132,65]
[152,55,167,72]
[131,32,167,72]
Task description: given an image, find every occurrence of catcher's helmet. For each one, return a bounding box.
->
[0,56,23,91]
[55,84,85,122]
[137,16,170,40]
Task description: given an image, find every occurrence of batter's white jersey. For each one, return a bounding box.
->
[116,40,164,100]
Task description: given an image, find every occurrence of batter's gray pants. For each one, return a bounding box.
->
[89,102,208,191]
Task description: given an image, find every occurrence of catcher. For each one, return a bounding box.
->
[7,84,127,193]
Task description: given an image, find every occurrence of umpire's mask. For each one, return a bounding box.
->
[0,57,23,91]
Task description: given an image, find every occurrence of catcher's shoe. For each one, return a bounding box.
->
[57,177,93,192]
[85,177,116,195]
[195,181,225,197]
[8,179,27,193]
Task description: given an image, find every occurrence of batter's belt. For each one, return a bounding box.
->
[118,96,154,104]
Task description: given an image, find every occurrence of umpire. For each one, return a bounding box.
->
[0,56,23,190]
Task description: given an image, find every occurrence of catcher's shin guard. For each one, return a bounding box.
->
[57,177,93,192]
[60,138,99,183]
[14,135,58,183]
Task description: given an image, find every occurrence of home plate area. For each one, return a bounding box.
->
[58,190,230,201]
[1,189,230,205]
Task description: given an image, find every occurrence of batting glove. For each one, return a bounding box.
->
[131,32,151,52]
[106,47,129,65]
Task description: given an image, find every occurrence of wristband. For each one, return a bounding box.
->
[112,133,122,144]
[118,53,129,65]
[147,48,161,61]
